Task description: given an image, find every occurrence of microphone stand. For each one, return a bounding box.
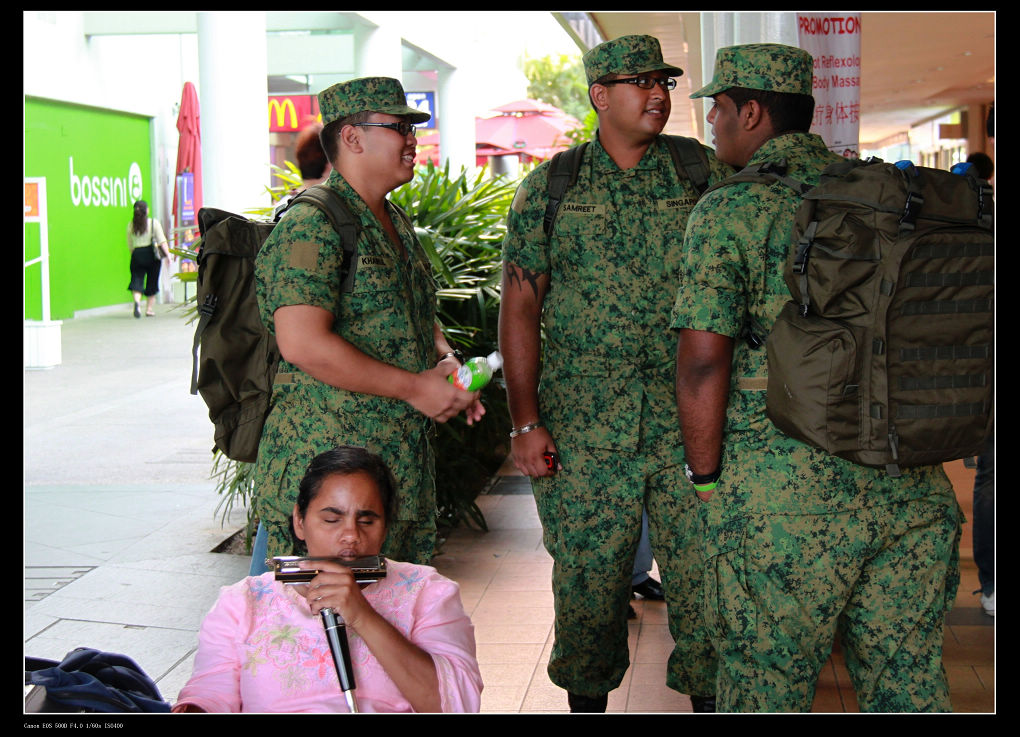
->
[320,608,358,713]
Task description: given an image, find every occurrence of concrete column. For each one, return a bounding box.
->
[197,11,270,214]
[698,12,799,144]
[354,22,402,80]
[437,68,475,175]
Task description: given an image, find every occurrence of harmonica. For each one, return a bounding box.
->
[271,555,387,584]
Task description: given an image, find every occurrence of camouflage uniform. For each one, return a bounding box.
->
[253,78,439,566]
[503,86,732,696]
[671,44,961,712]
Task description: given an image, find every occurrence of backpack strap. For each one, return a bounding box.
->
[662,135,711,195]
[543,143,588,236]
[285,184,361,294]
[544,137,715,236]
[701,160,814,346]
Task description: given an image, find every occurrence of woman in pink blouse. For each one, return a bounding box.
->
[173,447,482,713]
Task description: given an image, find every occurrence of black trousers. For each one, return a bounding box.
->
[128,247,160,296]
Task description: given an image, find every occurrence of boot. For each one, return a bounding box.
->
[568,692,608,713]
[691,695,716,713]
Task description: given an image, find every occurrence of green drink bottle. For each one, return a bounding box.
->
[448,351,503,391]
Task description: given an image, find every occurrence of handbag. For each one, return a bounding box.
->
[150,219,161,260]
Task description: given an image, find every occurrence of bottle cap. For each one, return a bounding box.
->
[486,351,503,371]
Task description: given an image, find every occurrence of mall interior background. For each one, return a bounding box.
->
[24,11,993,328]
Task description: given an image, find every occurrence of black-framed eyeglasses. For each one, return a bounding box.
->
[600,76,677,91]
[352,121,417,137]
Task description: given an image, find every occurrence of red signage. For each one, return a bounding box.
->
[268,95,321,132]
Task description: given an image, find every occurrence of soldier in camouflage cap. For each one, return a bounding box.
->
[249,75,482,575]
[318,76,431,126]
[690,42,814,98]
[582,34,684,85]
[672,43,961,712]
[500,34,733,713]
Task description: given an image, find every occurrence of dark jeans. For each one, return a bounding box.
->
[973,437,994,595]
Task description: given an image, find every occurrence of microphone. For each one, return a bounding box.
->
[321,607,358,713]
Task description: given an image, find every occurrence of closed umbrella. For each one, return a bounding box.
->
[173,82,203,237]
[170,82,203,299]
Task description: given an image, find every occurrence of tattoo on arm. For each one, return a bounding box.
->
[504,263,543,299]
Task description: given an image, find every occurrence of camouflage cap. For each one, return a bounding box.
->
[318,76,431,125]
[583,34,684,86]
[690,43,814,98]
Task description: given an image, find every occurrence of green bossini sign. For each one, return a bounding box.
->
[25,97,154,321]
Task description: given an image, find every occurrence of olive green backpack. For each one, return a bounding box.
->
[188,185,359,463]
[739,157,994,475]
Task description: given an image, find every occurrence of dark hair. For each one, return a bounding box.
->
[295,123,328,180]
[967,152,994,180]
[132,200,148,236]
[723,86,815,135]
[293,446,397,540]
[319,111,373,163]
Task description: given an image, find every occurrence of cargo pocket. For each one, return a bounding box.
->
[766,301,864,455]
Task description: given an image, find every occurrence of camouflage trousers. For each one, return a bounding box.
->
[531,442,716,699]
[703,493,961,712]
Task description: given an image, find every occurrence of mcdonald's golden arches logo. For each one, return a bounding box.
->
[268,96,317,132]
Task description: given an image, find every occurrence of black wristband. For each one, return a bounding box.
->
[685,463,722,486]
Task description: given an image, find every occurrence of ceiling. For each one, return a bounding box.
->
[581,11,995,148]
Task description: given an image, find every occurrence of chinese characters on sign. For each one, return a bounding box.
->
[798,13,861,158]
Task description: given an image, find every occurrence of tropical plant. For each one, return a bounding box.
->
[522,53,590,123]
[175,159,518,548]
[391,160,517,535]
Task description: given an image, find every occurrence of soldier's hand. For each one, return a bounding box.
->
[511,426,559,477]
[464,399,486,426]
[406,364,480,422]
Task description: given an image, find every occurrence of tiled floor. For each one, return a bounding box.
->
[432,459,994,713]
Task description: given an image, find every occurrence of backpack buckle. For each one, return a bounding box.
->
[199,294,218,318]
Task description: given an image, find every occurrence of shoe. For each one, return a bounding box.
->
[691,695,716,713]
[133,303,141,319]
[627,604,637,620]
[632,576,665,600]
[145,311,155,317]
[981,590,995,617]
[568,692,608,713]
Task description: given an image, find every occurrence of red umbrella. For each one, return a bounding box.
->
[172,82,203,237]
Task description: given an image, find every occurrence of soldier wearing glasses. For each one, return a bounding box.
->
[499,36,732,712]
[251,77,483,572]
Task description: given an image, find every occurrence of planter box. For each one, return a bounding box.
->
[24,320,62,369]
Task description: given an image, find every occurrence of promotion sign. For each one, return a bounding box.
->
[798,13,862,157]
[177,172,195,225]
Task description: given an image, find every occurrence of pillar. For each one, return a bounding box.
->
[197,11,271,214]
[437,68,475,175]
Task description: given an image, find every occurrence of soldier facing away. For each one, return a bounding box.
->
[672,43,962,712]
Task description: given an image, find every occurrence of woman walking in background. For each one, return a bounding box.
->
[127,200,170,318]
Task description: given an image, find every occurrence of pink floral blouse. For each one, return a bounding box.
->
[174,560,482,712]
